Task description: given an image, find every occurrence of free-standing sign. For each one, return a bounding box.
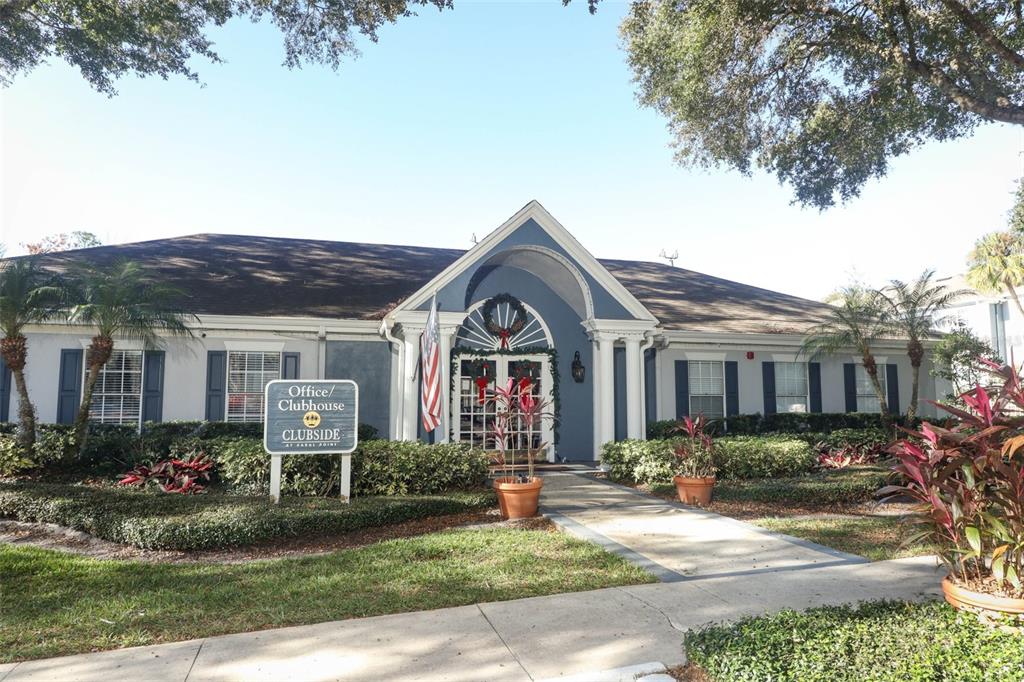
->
[263,380,358,503]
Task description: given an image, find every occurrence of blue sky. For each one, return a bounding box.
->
[2,1,1022,300]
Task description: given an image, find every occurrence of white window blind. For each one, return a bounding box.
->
[688,360,725,419]
[855,364,887,413]
[775,362,808,413]
[227,351,281,422]
[88,350,143,426]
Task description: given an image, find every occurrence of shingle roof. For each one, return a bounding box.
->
[28,233,834,334]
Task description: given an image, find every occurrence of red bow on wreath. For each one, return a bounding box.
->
[498,329,512,350]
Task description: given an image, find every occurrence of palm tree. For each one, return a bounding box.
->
[801,285,890,418]
[0,258,65,450]
[66,260,196,455]
[966,231,1024,319]
[878,271,967,421]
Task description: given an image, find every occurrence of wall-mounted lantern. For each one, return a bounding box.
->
[571,351,586,383]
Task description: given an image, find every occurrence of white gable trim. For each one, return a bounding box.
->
[389,201,657,322]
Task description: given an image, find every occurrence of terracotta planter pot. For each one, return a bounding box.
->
[673,475,716,506]
[493,476,543,520]
[942,576,1024,615]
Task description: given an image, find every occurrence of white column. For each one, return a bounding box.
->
[591,334,603,459]
[401,327,422,441]
[391,340,405,440]
[624,334,644,439]
[437,326,456,443]
[598,332,616,448]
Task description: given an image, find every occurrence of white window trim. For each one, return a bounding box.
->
[78,338,145,350]
[774,361,809,414]
[682,352,727,361]
[450,352,555,461]
[223,341,286,352]
[225,350,283,423]
[687,359,726,419]
[83,349,145,428]
[854,363,888,413]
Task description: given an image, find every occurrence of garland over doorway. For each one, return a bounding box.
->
[450,346,561,445]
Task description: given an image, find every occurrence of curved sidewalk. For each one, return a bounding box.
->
[0,472,943,682]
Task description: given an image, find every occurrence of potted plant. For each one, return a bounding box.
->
[490,378,553,519]
[884,359,1024,619]
[671,415,717,506]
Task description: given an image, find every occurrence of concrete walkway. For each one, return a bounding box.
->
[1,472,944,682]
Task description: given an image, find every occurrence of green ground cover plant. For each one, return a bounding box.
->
[685,600,1023,682]
[0,482,494,550]
[752,515,936,561]
[0,528,655,662]
[712,466,890,506]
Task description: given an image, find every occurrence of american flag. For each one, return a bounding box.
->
[420,293,442,432]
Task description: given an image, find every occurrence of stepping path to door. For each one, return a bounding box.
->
[1,471,944,682]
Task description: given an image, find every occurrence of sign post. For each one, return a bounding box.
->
[263,379,359,504]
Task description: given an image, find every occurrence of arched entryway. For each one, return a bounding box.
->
[451,297,556,461]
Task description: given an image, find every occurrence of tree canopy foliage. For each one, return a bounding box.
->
[0,0,451,95]
[619,1,1024,208]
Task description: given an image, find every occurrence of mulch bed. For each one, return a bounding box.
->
[592,472,916,520]
[0,510,555,564]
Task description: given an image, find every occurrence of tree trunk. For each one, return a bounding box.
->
[906,339,925,422]
[863,352,891,424]
[73,362,102,457]
[73,335,114,458]
[11,368,36,451]
[1004,279,1024,321]
[1,334,35,451]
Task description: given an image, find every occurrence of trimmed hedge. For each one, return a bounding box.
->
[206,437,491,497]
[352,440,491,495]
[713,466,890,506]
[601,435,817,484]
[0,421,385,477]
[646,413,910,440]
[600,439,677,485]
[0,482,495,550]
[685,600,1024,682]
[713,436,817,479]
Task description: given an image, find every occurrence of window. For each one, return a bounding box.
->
[227,351,281,422]
[855,364,887,413]
[775,362,808,413]
[689,360,725,419]
[88,350,143,425]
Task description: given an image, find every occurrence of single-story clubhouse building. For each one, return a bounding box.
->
[1,202,945,460]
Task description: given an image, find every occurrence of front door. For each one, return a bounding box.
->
[452,353,555,461]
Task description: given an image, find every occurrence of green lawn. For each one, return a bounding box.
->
[752,515,936,561]
[685,600,1024,682]
[0,527,654,662]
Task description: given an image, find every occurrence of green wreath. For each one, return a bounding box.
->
[482,293,528,344]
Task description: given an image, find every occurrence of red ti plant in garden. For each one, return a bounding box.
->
[119,452,214,494]
[883,359,1024,598]
[488,378,554,483]
[670,415,717,478]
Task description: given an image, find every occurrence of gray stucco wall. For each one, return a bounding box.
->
[451,264,595,460]
[325,340,392,437]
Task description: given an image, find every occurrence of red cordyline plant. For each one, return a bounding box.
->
[489,378,555,482]
[119,452,213,494]
[883,359,1024,598]
[670,415,717,478]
